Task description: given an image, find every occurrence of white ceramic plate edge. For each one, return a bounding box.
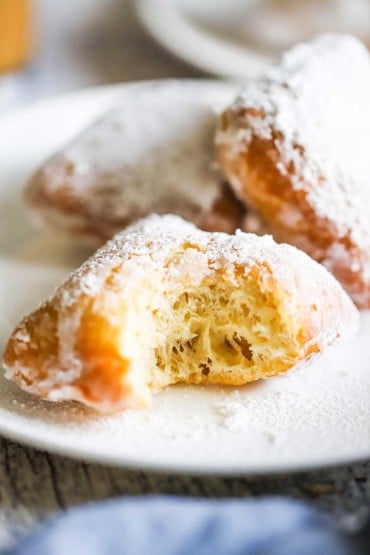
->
[135,0,271,78]
[0,412,369,476]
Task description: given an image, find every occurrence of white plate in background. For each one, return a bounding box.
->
[135,0,370,79]
[135,0,272,78]
[0,81,369,474]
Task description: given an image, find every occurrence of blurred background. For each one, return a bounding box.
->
[0,0,195,113]
[0,0,369,114]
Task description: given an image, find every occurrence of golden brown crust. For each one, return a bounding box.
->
[26,165,246,242]
[218,135,370,307]
[198,182,246,234]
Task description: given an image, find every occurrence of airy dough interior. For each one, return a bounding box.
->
[142,271,306,392]
[3,256,317,411]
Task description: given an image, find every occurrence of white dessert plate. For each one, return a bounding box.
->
[135,0,370,79]
[0,81,369,475]
[135,0,272,78]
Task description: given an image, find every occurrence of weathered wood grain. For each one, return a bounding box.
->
[0,438,369,550]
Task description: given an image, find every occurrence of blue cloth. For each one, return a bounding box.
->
[11,496,369,555]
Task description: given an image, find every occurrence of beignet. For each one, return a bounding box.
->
[3,215,358,412]
[25,81,242,241]
[217,34,370,307]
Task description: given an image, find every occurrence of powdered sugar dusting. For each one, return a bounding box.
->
[30,81,234,237]
[55,213,357,337]
[215,322,370,445]
[218,34,370,250]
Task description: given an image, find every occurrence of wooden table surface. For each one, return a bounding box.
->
[0,0,369,550]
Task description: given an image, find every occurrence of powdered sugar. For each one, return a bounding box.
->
[217,34,370,251]
[56,213,356,324]
[29,81,235,237]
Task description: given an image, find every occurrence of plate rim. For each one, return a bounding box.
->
[0,413,369,476]
[0,78,237,126]
[135,0,271,78]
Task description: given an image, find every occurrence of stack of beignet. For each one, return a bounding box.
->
[3,35,366,412]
